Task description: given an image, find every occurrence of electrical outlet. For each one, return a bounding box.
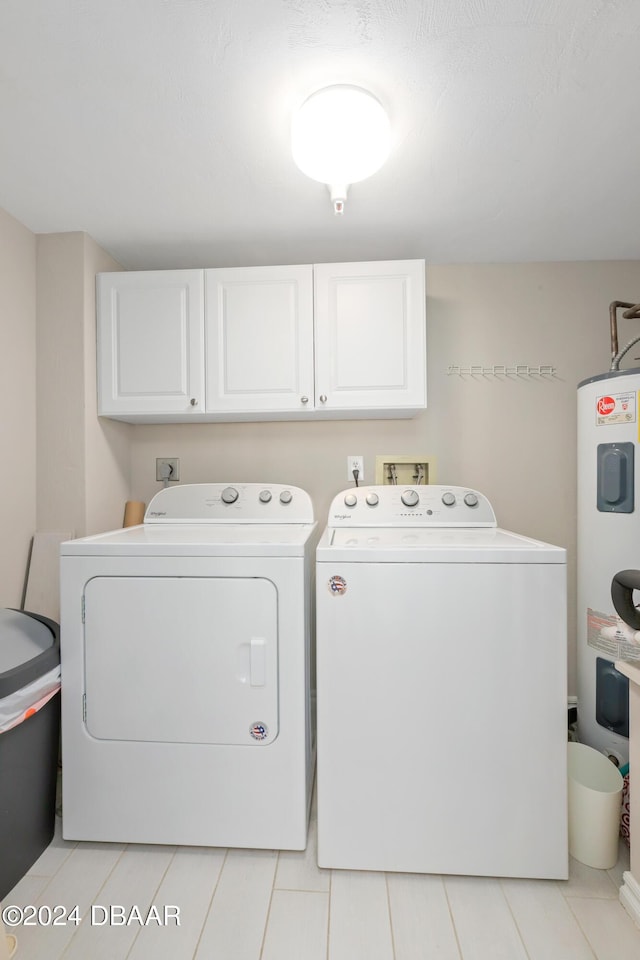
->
[156,458,180,482]
[347,456,364,482]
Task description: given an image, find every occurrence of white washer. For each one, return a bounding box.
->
[60,483,317,850]
[316,485,568,879]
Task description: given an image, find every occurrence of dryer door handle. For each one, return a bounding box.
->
[250,637,266,686]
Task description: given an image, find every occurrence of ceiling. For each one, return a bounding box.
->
[1,0,639,270]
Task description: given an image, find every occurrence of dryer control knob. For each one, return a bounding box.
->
[279,490,293,504]
[366,492,379,506]
[442,492,456,506]
[401,489,419,507]
[259,489,272,503]
[221,486,239,504]
[344,493,357,507]
[464,492,479,507]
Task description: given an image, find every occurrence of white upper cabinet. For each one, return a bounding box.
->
[96,260,426,422]
[314,260,426,412]
[205,265,314,414]
[97,270,205,418]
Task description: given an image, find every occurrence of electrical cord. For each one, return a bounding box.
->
[352,468,360,487]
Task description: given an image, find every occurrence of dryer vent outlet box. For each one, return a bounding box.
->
[375,455,435,486]
[156,458,180,482]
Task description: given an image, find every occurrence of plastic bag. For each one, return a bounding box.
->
[0,665,60,733]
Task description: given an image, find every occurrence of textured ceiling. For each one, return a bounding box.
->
[1,0,639,269]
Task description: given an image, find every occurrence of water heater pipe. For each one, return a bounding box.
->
[609,301,640,370]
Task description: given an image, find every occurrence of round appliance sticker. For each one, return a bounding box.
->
[250,722,268,741]
[597,396,616,416]
[328,575,347,595]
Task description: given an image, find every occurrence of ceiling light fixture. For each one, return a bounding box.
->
[291,84,391,215]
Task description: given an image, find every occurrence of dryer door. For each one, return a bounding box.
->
[83,576,278,745]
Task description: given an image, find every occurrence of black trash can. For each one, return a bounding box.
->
[0,608,60,900]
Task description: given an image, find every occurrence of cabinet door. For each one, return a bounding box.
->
[205,265,314,413]
[313,260,426,411]
[97,270,205,418]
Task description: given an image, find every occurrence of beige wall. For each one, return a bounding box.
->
[36,233,86,536]
[36,233,130,539]
[129,260,640,694]
[0,208,37,607]
[82,234,131,535]
[2,218,638,693]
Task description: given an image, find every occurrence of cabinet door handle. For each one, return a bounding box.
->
[301,396,309,404]
[319,394,327,404]
[190,398,198,406]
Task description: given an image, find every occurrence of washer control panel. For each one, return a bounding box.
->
[145,483,314,523]
[330,485,496,527]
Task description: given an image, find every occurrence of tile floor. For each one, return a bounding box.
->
[3,799,640,960]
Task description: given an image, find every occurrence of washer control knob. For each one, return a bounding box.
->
[366,492,379,507]
[464,492,479,507]
[401,489,420,507]
[279,490,293,504]
[442,492,456,507]
[259,489,272,503]
[344,493,357,507]
[221,486,239,504]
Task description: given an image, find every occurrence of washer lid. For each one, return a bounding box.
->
[318,526,566,563]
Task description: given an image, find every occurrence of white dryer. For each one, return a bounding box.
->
[60,483,317,850]
[316,485,568,879]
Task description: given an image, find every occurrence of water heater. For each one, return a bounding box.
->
[577,367,640,765]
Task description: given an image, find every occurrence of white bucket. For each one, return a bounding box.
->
[568,742,624,869]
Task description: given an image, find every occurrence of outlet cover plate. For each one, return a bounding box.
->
[347,456,364,482]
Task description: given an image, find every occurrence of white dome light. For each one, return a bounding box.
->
[291,85,391,214]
